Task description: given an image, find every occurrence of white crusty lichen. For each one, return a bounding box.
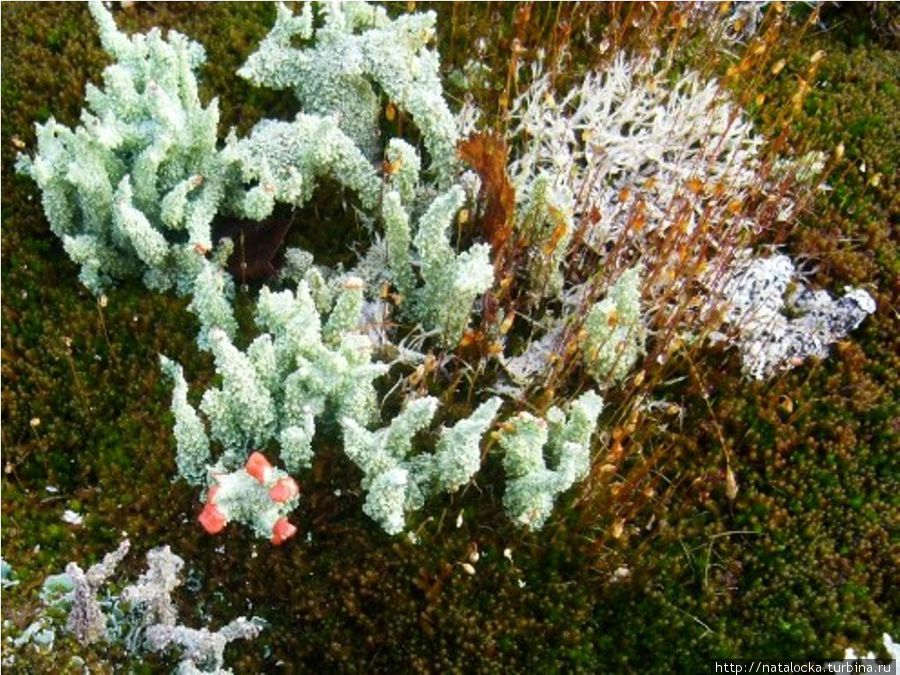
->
[28,541,264,673]
[146,616,265,675]
[15,0,234,295]
[719,253,876,380]
[62,540,131,645]
[582,267,646,387]
[239,1,458,182]
[342,397,501,534]
[499,391,603,530]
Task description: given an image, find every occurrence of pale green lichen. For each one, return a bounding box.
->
[516,172,574,299]
[343,397,501,534]
[499,391,603,530]
[159,357,211,487]
[582,267,645,387]
[397,186,495,345]
[162,280,389,487]
[16,0,235,295]
[240,1,458,182]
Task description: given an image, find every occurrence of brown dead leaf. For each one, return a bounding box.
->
[458,132,515,263]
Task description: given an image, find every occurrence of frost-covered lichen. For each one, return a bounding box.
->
[198,452,300,544]
[225,114,382,220]
[342,396,501,534]
[15,0,234,295]
[515,172,574,299]
[160,278,393,539]
[187,258,239,350]
[14,0,881,557]
[63,540,131,645]
[121,546,184,627]
[382,191,417,301]
[19,542,264,674]
[499,391,603,530]
[383,185,494,345]
[239,1,458,182]
[160,357,211,486]
[146,616,265,675]
[162,280,389,474]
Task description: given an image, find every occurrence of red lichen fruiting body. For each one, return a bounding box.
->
[269,477,300,503]
[271,517,298,545]
[198,503,227,534]
[245,451,273,484]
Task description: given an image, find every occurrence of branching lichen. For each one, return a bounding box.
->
[499,392,603,530]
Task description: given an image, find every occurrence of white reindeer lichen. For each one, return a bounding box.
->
[720,253,876,379]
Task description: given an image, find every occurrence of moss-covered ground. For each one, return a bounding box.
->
[2,2,897,672]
